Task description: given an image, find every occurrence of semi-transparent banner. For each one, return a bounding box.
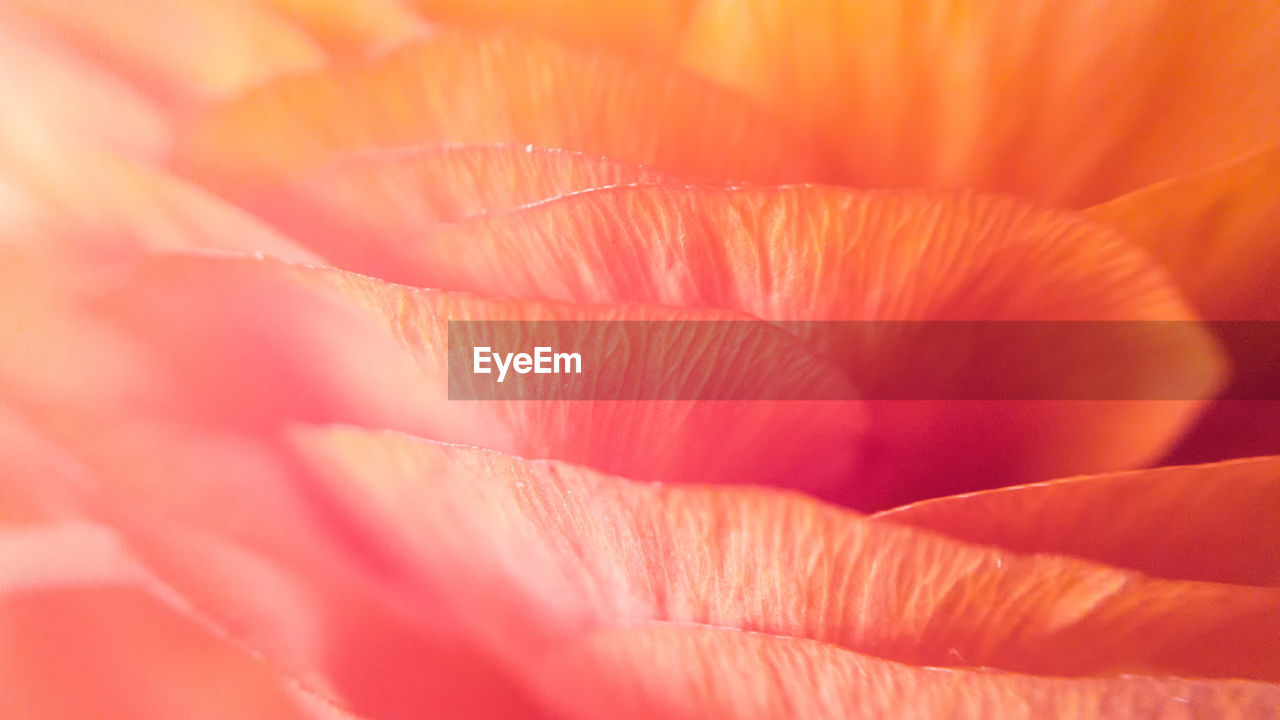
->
[447,321,1278,401]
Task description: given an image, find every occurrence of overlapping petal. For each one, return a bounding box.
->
[1,1,1276,716]
[6,408,1279,718]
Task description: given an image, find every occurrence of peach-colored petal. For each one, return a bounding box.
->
[407,0,699,56]
[292,426,1280,680]
[0,17,170,238]
[385,185,1223,504]
[254,0,426,55]
[0,15,168,162]
[2,150,321,263]
[0,395,539,720]
[1087,145,1280,321]
[678,0,1280,206]
[175,29,825,198]
[263,144,668,277]
[877,456,1280,586]
[540,625,1280,720]
[0,523,335,719]
[7,0,324,107]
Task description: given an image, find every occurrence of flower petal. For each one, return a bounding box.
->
[0,395,538,720]
[1087,145,1280,466]
[539,625,1280,720]
[3,150,322,263]
[1086,145,1280,321]
[0,15,168,163]
[0,523,335,719]
[876,456,1280,586]
[292,426,1280,680]
[8,0,324,106]
[406,0,698,56]
[254,0,426,55]
[175,29,825,197]
[389,185,1224,504]
[678,0,1280,206]
[263,144,668,277]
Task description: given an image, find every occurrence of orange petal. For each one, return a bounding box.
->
[254,0,426,55]
[264,144,669,277]
[539,625,1280,720]
[407,0,698,56]
[678,0,1280,206]
[0,523,330,719]
[175,29,825,198]
[1087,145,1280,464]
[1087,145,1280,321]
[0,250,862,491]
[7,0,323,107]
[293,426,1280,680]
[876,456,1280,586]
[395,185,1224,505]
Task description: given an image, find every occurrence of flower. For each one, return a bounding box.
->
[1,1,1278,718]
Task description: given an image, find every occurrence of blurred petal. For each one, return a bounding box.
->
[392,185,1223,504]
[0,523,334,719]
[540,625,1280,720]
[407,0,698,56]
[0,522,163,595]
[8,0,324,106]
[1087,145,1280,321]
[877,456,1280,585]
[265,144,668,277]
[0,15,168,163]
[679,0,1280,206]
[2,150,321,262]
[0,393,539,720]
[0,16,170,238]
[254,0,426,55]
[293,426,1280,680]
[176,29,825,197]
